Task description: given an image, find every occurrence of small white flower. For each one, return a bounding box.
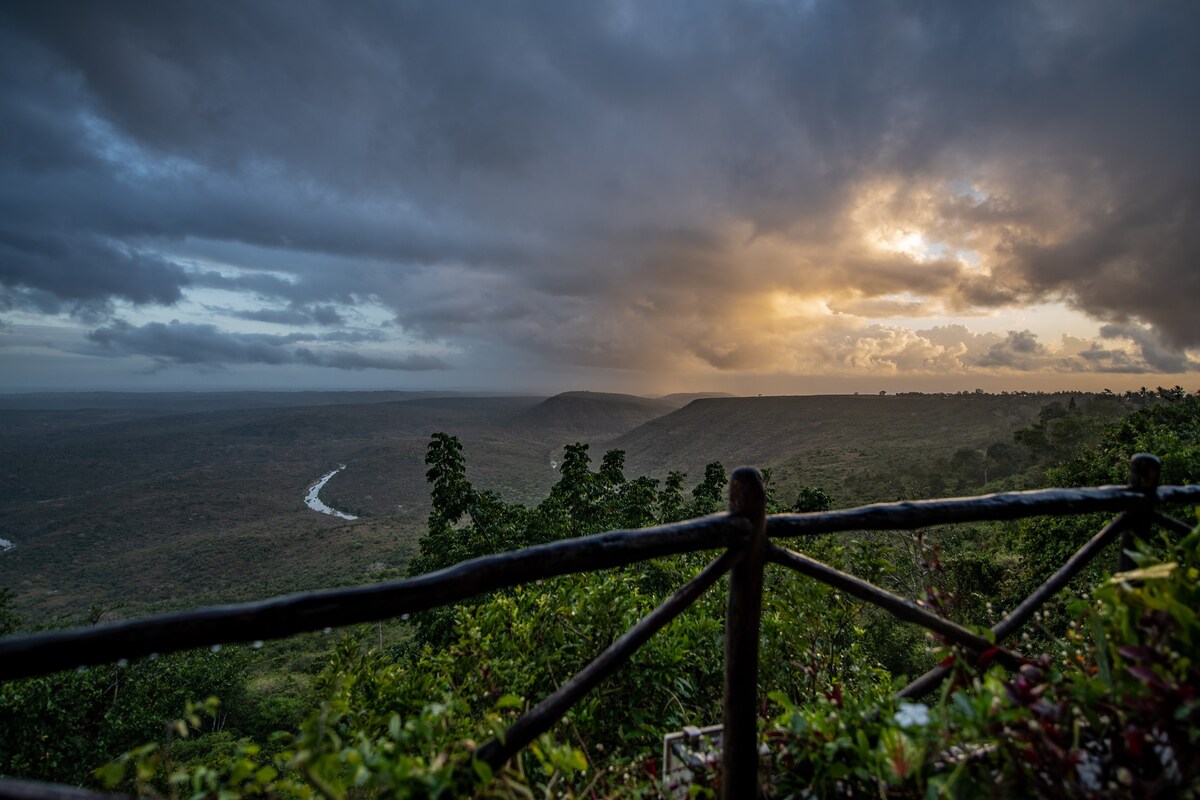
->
[1076,751,1102,791]
[893,701,930,729]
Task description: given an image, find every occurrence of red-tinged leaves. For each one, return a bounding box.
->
[1126,665,1169,690]
[1117,646,1154,663]
[1125,728,1144,758]
[975,647,1001,669]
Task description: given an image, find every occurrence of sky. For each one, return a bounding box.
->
[1,1,1198,395]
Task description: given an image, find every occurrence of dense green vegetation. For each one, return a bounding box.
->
[0,647,250,784]
[1,390,1197,797]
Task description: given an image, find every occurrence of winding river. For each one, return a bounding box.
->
[305,466,358,521]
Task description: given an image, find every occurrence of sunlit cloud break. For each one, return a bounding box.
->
[1,2,1197,392]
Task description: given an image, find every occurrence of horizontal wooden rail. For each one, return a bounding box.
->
[474,550,737,771]
[897,511,1132,699]
[5,485,1196,683]
[0,514,749,681]
[767,485,1151,538]
[766,544,1025,670]
[0,779,118,800]
[1158,485,1200,504]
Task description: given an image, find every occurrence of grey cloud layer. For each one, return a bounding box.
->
[85,320,446,371]
[1,1,1198,375]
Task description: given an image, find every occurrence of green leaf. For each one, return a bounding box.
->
[1110,562,1177,583]
[952,692,977,723]
[95,760,127,789]
[1089,611,1113,688]
[472,758,493,784]
[767,690,795,714]
[494,693,523,709]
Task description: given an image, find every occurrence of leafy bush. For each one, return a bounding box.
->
[99,515,1200,797]
[0,648,249,784]
[671,519,1200,799]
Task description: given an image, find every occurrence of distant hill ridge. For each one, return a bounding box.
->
[555,390,668,405]
[657,391,737,406]
[511,391,676,439]
[605,393,1050,496]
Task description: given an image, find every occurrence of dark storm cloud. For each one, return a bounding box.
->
[961,326,1195,375]
[1099,322,1199,373]
[1,1,1198,375]
[85,320,445,371]
[1077,346,1151,374]
[0,229,188,309]
[976,330,1050,369]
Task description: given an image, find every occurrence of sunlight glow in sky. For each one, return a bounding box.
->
[1,2,1198,394]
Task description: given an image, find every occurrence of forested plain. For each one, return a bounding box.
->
[1,388,1198,798]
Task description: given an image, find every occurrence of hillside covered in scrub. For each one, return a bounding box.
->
[0,390,1123,624]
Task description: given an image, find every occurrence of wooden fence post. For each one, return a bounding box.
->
[1120,453,1160,572]
[723,467,767,799]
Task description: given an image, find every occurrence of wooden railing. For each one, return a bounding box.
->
[1,453,1198,799]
